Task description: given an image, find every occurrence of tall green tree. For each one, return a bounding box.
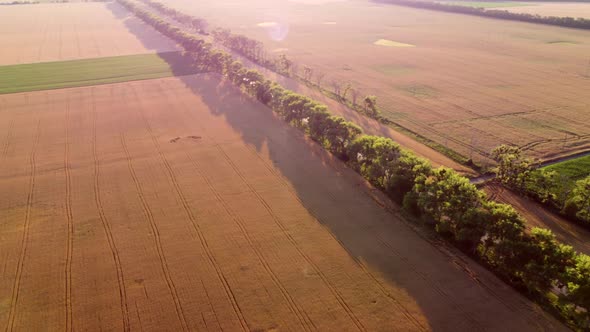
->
[563,176,590,223]
[490,145,535,191]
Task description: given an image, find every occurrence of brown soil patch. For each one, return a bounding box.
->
[0,2,179,66]
[0,75,566,330]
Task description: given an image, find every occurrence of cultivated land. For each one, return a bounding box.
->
[505,2,590,19]
[0,52,199,94]
[0,2,179,66]
[163,0,590,165]
[0,75,567,331]
[543,154,590,184]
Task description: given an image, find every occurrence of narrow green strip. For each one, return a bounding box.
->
[543,155,590,181]
[0,52,201,94]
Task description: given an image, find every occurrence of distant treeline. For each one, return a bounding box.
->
[0,1,40,5]
[118,0,590,328]
[375,0,590,29]
[0,0,109,4]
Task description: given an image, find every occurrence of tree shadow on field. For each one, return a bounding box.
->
[106,1,181,53]
[108,5,567,332]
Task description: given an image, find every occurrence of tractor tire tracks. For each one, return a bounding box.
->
[91,91,131,332]
[4,121,40,332]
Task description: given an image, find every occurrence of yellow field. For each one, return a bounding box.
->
[162,0,590,164]
[0,75,567,330]
[0,2,179,65]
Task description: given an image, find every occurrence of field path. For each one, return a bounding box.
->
[485,183,590,255]
[0,76,568,331]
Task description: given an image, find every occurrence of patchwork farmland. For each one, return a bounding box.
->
[163,0,590,164]
[1,0,588,330]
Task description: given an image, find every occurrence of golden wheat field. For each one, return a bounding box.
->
[0,2,178,66]
[0,74,568,330]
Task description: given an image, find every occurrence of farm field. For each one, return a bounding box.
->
[0,74,567,331]
[438,1,535,8]
[543,153,590,187]
[504,2,590,19]
[0,52,199,94]
[0,1,179,66]
[162,0,590,165]
[437,0,590,18]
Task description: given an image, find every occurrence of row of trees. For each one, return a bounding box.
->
[118,0,589,327]
[376,0,590,30]
[491,145,590,226]
[138,0,208,32]
[136,0,384,122]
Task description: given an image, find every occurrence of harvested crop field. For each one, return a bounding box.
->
[0,2,178,66]
[0,75,567,331]
[162,0,590,164]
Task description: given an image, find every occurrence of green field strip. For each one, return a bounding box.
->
[0,52,201,94]
[543,154,590,181]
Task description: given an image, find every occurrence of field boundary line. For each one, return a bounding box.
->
[91,90,131,332]
[128,84,248,332]
[5,120,40,332]
[119,134,190,332]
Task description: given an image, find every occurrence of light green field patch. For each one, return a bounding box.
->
[0,52,200,94]
[374,39,415,48]
[544,155,590,181]
[371,64,415,76]
[398,84,437,98]
[442,1,533,8]
[543,154,590,191]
